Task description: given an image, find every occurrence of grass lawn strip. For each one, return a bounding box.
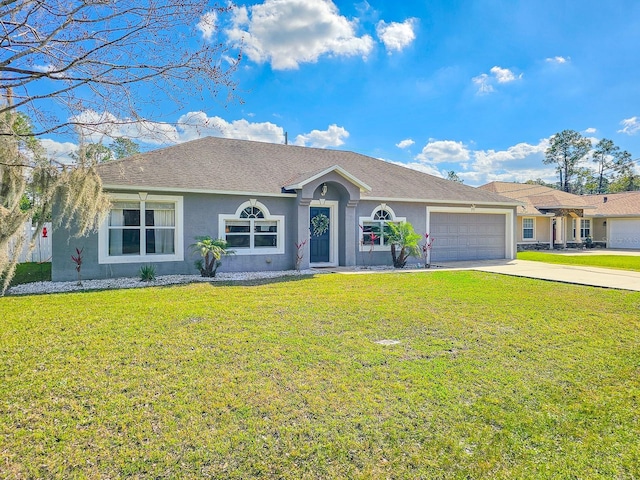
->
[1,272,639,478]
[1,262,51,287]
[517,252,640,272]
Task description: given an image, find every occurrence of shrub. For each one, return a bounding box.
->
[139,264,156,282]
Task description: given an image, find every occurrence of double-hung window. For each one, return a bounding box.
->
[220,201,284,255]
[572,218,591,239]
[522,218,535,240]
[99,194,183,264]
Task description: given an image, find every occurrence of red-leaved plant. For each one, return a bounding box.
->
[359,225,379,267]
[71,247,83,285]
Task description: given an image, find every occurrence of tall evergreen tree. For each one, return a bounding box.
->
[544,130,592,193]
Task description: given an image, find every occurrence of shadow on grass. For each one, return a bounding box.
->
[211,273,320,287]
[5,273,320,297]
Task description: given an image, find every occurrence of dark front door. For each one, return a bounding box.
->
[310,207,331,263]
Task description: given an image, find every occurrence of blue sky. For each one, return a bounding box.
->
[43,0,640,186]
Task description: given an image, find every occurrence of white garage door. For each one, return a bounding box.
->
[609,219,640,249]
[430,212,506,262]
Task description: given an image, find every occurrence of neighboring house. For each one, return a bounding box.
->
[479,182,640,250]
[52,137,519,281]
[582,191,640,249]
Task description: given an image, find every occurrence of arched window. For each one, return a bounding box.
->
[240,206,264,219]
[219,201,285,255]
[359,205,405,251]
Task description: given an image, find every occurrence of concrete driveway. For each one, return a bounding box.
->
[436,251,640,291]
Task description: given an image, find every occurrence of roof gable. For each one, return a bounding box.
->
[282,165,371,192]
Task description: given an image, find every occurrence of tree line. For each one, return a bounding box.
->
[541,129,637,194]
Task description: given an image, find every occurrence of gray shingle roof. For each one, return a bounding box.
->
[97,136,517,205]
[479,181,593,215]
[582,191,640,216]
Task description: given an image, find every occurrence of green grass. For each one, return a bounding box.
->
[1,262,51,287]
[517,251,640,272]
[1,272,639,479]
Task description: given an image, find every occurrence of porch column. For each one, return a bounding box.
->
[344,199,359,266]
[575,217,582,246]
[297,198,311,270]
[550,216,554,248]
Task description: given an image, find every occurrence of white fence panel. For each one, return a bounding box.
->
[7,222,52,263]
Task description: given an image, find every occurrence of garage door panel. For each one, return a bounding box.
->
[431,212,506,262]
[609,219,640,249]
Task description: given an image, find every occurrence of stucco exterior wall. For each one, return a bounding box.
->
[517,216,551,244]
[52,191,298,281]
[52,184,518,281]
[590,217,607,243]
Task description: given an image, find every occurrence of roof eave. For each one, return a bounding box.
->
[102,184,297,198]
[534,204,597,210]
[364,196,521,207]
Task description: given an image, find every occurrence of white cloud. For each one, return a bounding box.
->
[473,140,548,170]
[464,138,553,185]
[176,112,285,143]
[70,110,286,145]
[545,56,570,64]
[390,136,557,186]
[294,124,349,148]
[69,111,351,149]
[416,139,470,164]
[472,73,495,95]
[473,66,521,94]
[197,11,218,41]
[490,66,517,83]
[33,64,55,73]
[39,138,78,164]
[231,4,250,27]
[618,116,640,135]
[71,110,180,145]
[225,0,374,70]
[584,127,597,134]
[396,138,415,149]
[376,18,417,53]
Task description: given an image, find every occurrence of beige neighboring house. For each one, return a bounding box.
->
[479,182,640,250]
[479,182,595,250]
[582,191,640,249]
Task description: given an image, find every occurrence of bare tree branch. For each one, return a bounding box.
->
[1,0,239,136]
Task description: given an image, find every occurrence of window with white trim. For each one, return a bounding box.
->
[522,217,535,240]
[99,194,184,264]
[359,205,405,251]
[572,218,591,239]
[219,201,284,255]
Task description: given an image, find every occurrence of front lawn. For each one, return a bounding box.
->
[518,251,640,272]
[1,272,639,478]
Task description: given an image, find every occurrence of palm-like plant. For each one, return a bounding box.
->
[386,221,421,268]
[191,236,233,277]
